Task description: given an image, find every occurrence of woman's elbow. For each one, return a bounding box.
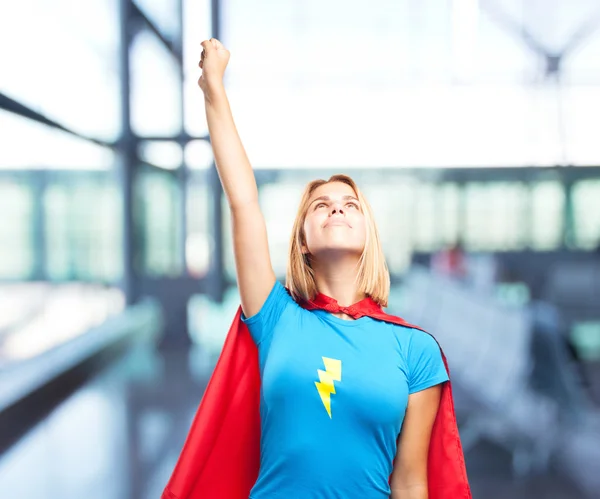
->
[390,482,428,499]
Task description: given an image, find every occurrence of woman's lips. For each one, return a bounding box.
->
[324,220,351,228]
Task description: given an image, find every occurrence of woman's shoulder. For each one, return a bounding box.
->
[388,320,440,350]
[279,282,304,308]
[387,319,421,337]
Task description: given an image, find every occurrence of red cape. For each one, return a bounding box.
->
[162,292,472,499]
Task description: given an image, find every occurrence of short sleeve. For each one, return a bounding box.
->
[407,330,449,394]
[241,280,295,346]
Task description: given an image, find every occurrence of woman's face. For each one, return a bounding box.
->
[302,181,367,259]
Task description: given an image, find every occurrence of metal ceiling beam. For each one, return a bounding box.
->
[207,0,226,303]
[131,1,182,63]
[119,0,137,304]
[480,1,600,78]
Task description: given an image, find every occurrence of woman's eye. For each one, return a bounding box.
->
[347,203,358,209]
[316,203,326,208]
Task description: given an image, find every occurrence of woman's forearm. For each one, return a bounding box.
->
[204,84,258,210]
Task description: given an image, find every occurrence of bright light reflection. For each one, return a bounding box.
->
[0,284,125,363]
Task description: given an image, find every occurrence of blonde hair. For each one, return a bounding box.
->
[285,174,390,307]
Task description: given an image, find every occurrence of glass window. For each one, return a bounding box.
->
[412,182,438,252]
[185,140,213,170]
[136,170,183,276]
[572,179,600,249]
[0,0,121,140]
[563,8,600,84]
[0,180,34,279]
[530,181,565,250]
[0,111,115,171]
[562,86,600,165]
[464,182,528,251]
[439,183,460,246]
[186,177,211,277]
[44,184,71,278]
[44,178,123,282]
[214,0,600,168]
[362,180,415,274]
[136,0,181,40]
[138,141,183,170]
[130,30,182,137]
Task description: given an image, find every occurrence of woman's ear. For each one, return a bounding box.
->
[300,237,309,254]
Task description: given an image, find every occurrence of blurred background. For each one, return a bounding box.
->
[1,0,599,498]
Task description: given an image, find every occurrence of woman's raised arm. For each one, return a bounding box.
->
[199,38,276,318]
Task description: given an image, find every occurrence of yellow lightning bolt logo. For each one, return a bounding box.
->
[314,357,342,419]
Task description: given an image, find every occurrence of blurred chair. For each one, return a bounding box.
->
[541,261,600,327]
[393,265,600,495]
[393,266,558,476]
[529,301,594,421]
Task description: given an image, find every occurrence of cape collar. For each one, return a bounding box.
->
[298,291,383,319]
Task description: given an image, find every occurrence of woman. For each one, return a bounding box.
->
[163,38,470,499]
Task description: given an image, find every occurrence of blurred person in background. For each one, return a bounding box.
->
[431,240,467,281]
[162,39,471,499]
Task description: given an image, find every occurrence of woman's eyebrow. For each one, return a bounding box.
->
[309,195,359,206]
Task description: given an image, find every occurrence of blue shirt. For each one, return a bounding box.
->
[241,280,449,499]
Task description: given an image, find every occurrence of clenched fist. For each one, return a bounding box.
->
[198,38,230,96]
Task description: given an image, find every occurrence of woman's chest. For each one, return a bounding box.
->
[258,318,410,426]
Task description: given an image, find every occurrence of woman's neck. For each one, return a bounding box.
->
[311,255,366,308]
